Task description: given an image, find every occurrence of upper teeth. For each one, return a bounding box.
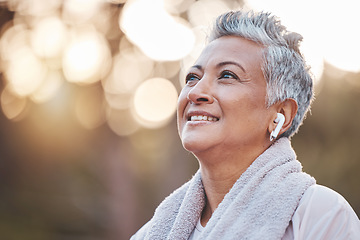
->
[190,115,218,121]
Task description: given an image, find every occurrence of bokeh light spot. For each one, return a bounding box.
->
[7,0,62,16]
[102,45,154,110]
[132,77,178,128]
[62,26,112,84]
[187,0,231,27]
[1,87,28,121]
[102,49,154,95]
[5,47,47,97]
[0,23,28,63]
[164,0,196,15]
[30,16,67,58]
[120,0,195,61]
[62,0,104,24]
[104,92,132,110]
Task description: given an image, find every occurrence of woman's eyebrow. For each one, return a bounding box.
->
[190,65,203,71]
[217,61,246,73]
[189,61,246,73]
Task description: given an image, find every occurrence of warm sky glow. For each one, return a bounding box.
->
[245,0,360,74]
[319,0,360,72]
[120,0,196,61]
[187,0,231,27]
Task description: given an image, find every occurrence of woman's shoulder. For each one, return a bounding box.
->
[283,184,360,239]
[298,184,352,214]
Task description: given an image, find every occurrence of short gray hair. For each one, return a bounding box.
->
[209,10,314,138]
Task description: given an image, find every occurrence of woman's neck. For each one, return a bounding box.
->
[199,162,248,226]
[197,143,271,226]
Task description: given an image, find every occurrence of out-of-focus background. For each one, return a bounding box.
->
[0,0,359,239]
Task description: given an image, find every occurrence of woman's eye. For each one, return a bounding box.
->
[220,71,238,80]
[185,73,200,83]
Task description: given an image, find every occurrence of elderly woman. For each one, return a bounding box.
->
[131,10,360,239]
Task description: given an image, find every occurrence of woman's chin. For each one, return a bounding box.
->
[181,138,214,155]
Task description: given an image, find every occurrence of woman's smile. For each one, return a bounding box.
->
[186,110,220,124]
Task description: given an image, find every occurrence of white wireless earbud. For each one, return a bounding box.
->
[270,113,285,141]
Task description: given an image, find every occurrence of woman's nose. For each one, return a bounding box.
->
[187,78,214,104]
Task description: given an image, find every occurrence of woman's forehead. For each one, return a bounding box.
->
[193,36,264,71]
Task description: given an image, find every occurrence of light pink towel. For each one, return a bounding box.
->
[131,138,315,239]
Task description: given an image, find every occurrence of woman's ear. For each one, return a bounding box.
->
[268,99,298,139]
[277,98,298,136]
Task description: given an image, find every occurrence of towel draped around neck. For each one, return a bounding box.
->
[131,138,315,240]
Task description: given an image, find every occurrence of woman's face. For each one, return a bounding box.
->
[177,36,275,156]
